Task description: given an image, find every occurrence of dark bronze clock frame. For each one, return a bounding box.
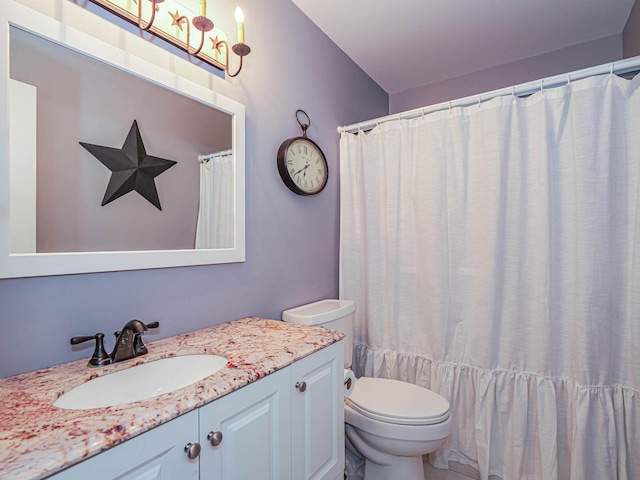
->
[277,110,328,196]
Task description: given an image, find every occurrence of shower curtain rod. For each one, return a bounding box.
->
[198,149,233,163]
[338,55,640,134]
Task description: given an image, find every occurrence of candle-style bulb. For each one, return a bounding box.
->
[199,0,207,17]
[235,7,245,44]
[235,6,244,23]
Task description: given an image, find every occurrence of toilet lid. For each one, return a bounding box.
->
[345,377,450,426]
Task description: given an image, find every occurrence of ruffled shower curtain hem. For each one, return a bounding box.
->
[354,342,639,480]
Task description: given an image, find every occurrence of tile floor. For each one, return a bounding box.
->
[345,452,503,479]
[423,458,503,480]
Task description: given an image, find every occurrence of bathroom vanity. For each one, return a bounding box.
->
[0,318,345,480]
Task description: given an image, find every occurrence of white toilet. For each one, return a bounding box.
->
[283,299,451,480]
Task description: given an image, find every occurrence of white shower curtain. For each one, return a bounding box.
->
[339,73,640,480]
[195,154,234,249]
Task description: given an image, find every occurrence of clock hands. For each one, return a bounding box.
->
[294,161,310,178]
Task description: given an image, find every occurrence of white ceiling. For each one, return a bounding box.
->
[292,0,636,94]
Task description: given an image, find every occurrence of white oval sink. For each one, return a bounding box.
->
[54,355,227,410]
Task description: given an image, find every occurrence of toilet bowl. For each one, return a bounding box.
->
[344,377,450,480]
[282,299,451,480]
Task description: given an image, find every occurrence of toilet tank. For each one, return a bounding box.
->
[282,299,355,369]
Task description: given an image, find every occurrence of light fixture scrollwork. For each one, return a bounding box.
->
[89,0,250,77]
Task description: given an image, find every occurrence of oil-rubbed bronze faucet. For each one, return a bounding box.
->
[111,319,149,363]
[70,320,159,367]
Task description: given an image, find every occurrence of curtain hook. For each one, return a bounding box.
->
[449,101,453,114]
[477,95,481,108]
[566,74,571,85]
[610,64,614,76]
[421,108,425,119]
[512,86,516,101]
[540,80,544,93]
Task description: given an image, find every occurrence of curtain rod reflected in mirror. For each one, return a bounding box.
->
[198,149,233,163]
[86,0,251,76]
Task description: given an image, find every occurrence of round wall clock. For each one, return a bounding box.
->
[277,110,328,196]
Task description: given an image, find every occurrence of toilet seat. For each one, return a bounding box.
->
[345,377,450,426]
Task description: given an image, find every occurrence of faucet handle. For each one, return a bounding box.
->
[133,321,160,356]
[70,333,112,367]
[70,334,99,345]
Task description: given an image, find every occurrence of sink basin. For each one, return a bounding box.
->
[54,355,228,410]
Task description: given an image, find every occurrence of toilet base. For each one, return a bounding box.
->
[363,455,424,480]
[346,424,432,480]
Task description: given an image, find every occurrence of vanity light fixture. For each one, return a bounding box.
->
[88,0,251,77]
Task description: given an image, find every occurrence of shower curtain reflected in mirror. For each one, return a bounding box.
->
[196,153,234,249]
[339,73,639,480]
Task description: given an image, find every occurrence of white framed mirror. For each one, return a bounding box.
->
[0,1,245,278]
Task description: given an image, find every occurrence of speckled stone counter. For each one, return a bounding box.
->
[0,317,344,480]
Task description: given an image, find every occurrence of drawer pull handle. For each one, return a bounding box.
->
[208,431,223,446]
[184,442,201,459]
[295,381,307,392]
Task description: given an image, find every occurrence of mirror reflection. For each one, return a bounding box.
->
[9,26,233,254]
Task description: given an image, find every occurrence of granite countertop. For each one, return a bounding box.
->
[0,317,344,480]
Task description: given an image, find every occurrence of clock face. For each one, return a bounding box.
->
[278,137,328,195]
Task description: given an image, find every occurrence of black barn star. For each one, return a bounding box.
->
[80,120,177,210]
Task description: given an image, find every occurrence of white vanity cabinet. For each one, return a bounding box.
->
[291,341,345,480]
[48,341,343,480]
[199,367,292,480]
[49,409,200,479]
[200,340,344,480]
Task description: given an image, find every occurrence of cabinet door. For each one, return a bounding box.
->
[48,410,199,480]
[290,341,344,480]
[199,367,291,480]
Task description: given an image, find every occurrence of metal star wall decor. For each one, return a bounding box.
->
[80,120,177,210]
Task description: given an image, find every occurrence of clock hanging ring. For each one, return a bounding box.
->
[277,110,328,196]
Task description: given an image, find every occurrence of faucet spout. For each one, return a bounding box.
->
[111,319,150,363]
[125,319,148,334]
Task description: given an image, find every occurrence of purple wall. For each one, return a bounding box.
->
[0,0,388,378]
[624,0,640,57]
[4,0,633,379]
[390,34,623,114]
